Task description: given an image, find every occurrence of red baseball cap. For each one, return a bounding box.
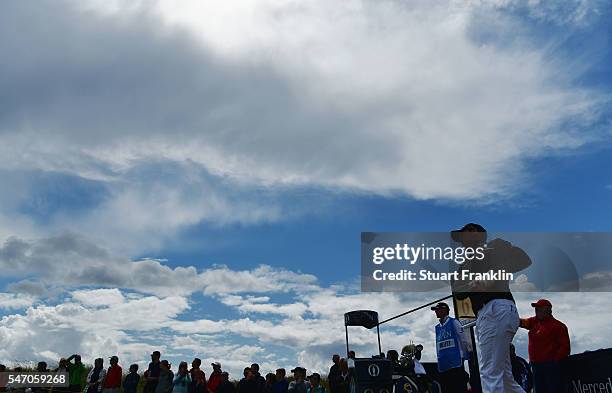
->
[531,299,552,308]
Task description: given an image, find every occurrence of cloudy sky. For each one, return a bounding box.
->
[1,0,611,378]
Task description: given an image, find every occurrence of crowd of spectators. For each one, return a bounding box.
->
[0,351,332,393]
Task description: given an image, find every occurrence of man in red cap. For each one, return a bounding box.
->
[520,299,570,393]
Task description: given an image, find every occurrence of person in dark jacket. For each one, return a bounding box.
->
[287,368,309,393]
[216,373,236,393]
[189,358,207,393]
[123,364,141,393]
[145,351,162,393]
[510,344,533,393]
[327,355,340,393]
[250,364,265,393]
[264,374,276,393]
[238,368,259,393]
[272,369,288,393]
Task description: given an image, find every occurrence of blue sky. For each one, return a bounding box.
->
[0,0,611,378]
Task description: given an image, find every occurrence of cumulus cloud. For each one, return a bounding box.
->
[0,293,37,310]
[0,0,609,255]
[0,233,323,298]
[0,293,189,366]
[0,234,204,297]
[1,267,612,378]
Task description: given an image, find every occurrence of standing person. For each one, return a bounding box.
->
[207,363,223,393]
[431,302,470,393]
[335,360,350,393]
[67,355,87,393]
[287,368,309,393]
[173,362,192,393]
[264,374,276,393]
[216,373,236,393]
[237,368,258,393]
[451,223,531,393]
[272,369,287,393]
[327,355,339,393]
[0,365,5,393]
[33,362,50,393]
[156,361,175,393]
[102,356,122,393]
[84,358,106,393]
[145,351,162,393]
[509,344,533,393]
[189,358,207,393]
[250,364,265,393]
[306,374,325,393]
[519,299,570,393]
[123,365,141,393]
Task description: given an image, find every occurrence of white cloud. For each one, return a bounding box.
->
[0,293,37,310]
[201,265,319,295]
[0,233,323,299]
[1,266,612,379]
[72,288,125,306]
[0,0,608,256]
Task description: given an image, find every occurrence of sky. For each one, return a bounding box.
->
[0,0,612,378]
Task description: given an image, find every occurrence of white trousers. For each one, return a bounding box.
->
[476,299,525,393]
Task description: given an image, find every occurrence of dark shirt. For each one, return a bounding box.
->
[254,375,265,393]
[238,379,260,393]
[327,365,339,393]
[123,373,141,393]
[217,382,236,393]
[511,355,533,392]
[148,362,161,379]
[453,238,531,316]
[272,379,288,393]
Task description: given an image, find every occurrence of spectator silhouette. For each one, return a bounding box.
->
[327,355,340,393]
[264,373,276,393]
[287,368,308,393]
[272,369,288,393]
[189,358,207,393]
[306,374,325,393]
[216,372,236,393]
[510,344,533,393]
[238,368,259,393]
[67,355,86,393]
[250,364,265,393]
[334,360,349,393]
[84,358,106,393]
[156,360,175,393]
[145,351,162,393]
[123,364,140,393]
[208,362,223,393]
[103,356,122,393]
[173,362,192,393]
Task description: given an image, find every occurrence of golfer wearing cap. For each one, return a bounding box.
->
[520,299,570,393]
[432,302,470,393]
[451,223,531,393]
